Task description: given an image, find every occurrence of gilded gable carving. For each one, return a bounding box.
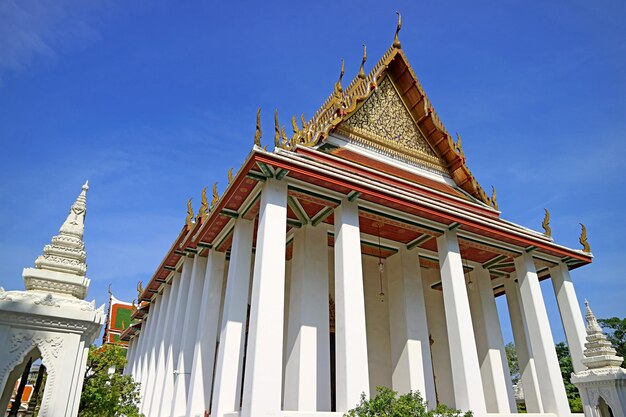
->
[337,76,447,173]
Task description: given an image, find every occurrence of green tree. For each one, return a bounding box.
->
[555,342,582,412]
[78,344,143,417]
[346,386,472,417]
[505,342,520,384]
[598,317,626,364]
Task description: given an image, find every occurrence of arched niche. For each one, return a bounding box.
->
[598,396,615,417]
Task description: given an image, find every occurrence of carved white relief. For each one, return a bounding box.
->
[34,293,59,307]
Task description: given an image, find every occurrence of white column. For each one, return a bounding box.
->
[468,267,516,412]
[504,276,543,413]
[158,256,194,417]
[515,253,570,416]
[68,336,90,416]
[550,262,587,374]
[146,275,178,415]
[171,255,208,416]
[334,198,370,411]
[133,315,150,381]
[241,179,288,417]
[436,229,486,413]
[210,219,254,417]
[125,336,136,375]
[387,247,436,405]
[283,224,331,411]
[186,249,226,417]
[139,305,156,403]
[139,296,162,407]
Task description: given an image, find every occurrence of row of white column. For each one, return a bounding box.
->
[125,177,587,417]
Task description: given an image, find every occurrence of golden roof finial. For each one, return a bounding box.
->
[198,186,208,220]
[211,182,219,207]
[227,167,234,184]
[455,132,465,158]
[358,44,367,79]
[393,11,402,49]
[274,109,281,148]
[490,186,499,210]
[291,115,299,134]
[300,113,308,130]
[579,223,591,252]
[185,198,194,227]
[281,126,289,148]
[542,208,552,237]
[334,59,345,97]
[136,281,143,299]
[254,107,262,147]
[131,299,136,312]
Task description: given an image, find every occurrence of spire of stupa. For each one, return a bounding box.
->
[23,182,92,299]
[581,300,624,369]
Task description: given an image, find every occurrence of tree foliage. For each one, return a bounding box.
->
[598,316,626,364]
[505,342,520,384]
[78,344,143,417]
[346,386,472,417]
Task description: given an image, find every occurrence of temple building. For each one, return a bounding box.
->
[122,20,594,417]
[102,289,133,349]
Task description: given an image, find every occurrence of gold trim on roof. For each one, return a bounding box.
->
[287,17,492,206]
[337,76,448,174]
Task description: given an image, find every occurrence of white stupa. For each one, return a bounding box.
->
[572,300,626,417]
[0,182,105,417]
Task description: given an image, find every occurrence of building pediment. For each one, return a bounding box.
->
[336,75,448,175]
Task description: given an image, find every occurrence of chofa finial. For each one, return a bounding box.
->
[254,107,262,147]
[579,223,591,252]
[490,186,499,211]
[358,44,367,79]
[334,59,345,96]
[393,12,402,49]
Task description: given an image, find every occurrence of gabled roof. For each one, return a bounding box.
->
[289,42,494,207]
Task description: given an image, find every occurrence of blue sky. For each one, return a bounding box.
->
[0,0,624,345]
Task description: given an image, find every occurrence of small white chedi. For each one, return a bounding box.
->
[0,182,105,417]
[572,300,626,417]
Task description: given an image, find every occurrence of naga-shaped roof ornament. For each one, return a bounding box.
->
[211,182,219,207]
[490,186,499,211]
[254,107,262,147]
[136,281,143,299]
[227,167,234,184]
[185,198,194,228]
[455,133,465,158]
[579,223,591,252]
[542,209,552,237]
[393,11,402,49]
[198,186,209,221]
